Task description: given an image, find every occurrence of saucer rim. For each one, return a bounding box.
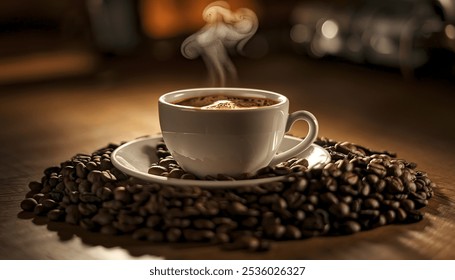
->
[111,135,330,188]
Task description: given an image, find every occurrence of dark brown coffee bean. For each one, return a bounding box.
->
[338,220,361,234]
[33,204,47,216]
[264,224,286,239]
[65,205,81,224]
[320,192,339,205]
[47,209,65,221]
[336,159,354,172]
[21,198,38,212]
[146,215,161,228]
[87,170,103,184]
[183,229,215,241]
[92,209,114,226]
[75,162,87,179]
[358,181,371,197]
[413,198,428,209]
[80,218,98,231]
[395,208,407,222]
[28,181,43,192]
[148,165,167,176]
[101,170,117,182]
[32,193,45,202]
[400,199,415,211]
[365,174,379,185]
[78,203,98,216]
[386,177,404,194]
[367,162,387,177]
[273,163,292,175]
[329,202,350,218]
[363,198,380,209]
[96,187,113,201]
[359,209,380,218]
[158,158,176,169]
[371,214,387,228]
[224,235,261,251]
[79,192,101,204]
[284,225,302,239]
[193,219,216,229]
[291,178,308,192]
[113,186,131,203]
[166,228,182,242]
[341,172,359,185]
[100,225,118,235]
[385,209,396,223]
[321,176,337,192]
[227,202,248,215]
[168,168,185,179]
[323,163,342,177]
[405,210,424,223]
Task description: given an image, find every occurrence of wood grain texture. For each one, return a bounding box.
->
[1,54,455,260]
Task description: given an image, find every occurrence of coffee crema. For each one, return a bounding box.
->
[173,94,279,110]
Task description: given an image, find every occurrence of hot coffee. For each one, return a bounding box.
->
[173,94,279,110]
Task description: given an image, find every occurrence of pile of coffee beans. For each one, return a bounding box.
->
[148,142,309,181]
[20,136,435,251]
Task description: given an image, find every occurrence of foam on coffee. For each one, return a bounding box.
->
[174,95,278,110]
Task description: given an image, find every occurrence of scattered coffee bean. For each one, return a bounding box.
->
[21,198,38,212]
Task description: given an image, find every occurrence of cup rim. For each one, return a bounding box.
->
[159,87,288,111]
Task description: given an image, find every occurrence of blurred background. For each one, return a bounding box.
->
[1,0,455,86]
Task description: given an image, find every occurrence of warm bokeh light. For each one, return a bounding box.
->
[139,0,260,39]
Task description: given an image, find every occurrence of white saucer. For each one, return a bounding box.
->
[111,135,331,188]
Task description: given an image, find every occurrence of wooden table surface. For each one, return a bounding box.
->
[1,53,455,260]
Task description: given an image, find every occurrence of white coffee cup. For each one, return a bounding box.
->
[158,87,318,178]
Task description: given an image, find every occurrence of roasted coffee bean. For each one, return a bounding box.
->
[148,165,167,176]
[80,218,98,231]
[273,163,292,175]
[227,202,248,215]
[165,228,182,242]
[28,181,43,192]
[92,209,114,226]
[78,203,98,216]
[32,193,45,203]
[323,163,342,177]
[224,235,261,251]
[33,204,47,216]
[386,177,404,194]
[395,208,407,222]
[65,205,81,224]
[363,198,380,209]
[400,199,415,211]
[101,170,116,182]
[367,162,387,178]
[47,209,65,221]
[320,192,339,205]
[79,192,101,204]
[284,225,302,239]
[167,168,185,179]
[75,162,87,179]
[264,224,286,239]
[21,198,38,212]
[405,210,424,223]
[100,225,118,235]
[338,220,361,234]
[329,202,350,218]
[193,219,216,229]
[183,229,215,242]
[341,172,359,185]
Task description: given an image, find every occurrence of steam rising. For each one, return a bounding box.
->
[181,1,258,86]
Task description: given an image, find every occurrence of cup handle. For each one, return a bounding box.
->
[271,110,319,164]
